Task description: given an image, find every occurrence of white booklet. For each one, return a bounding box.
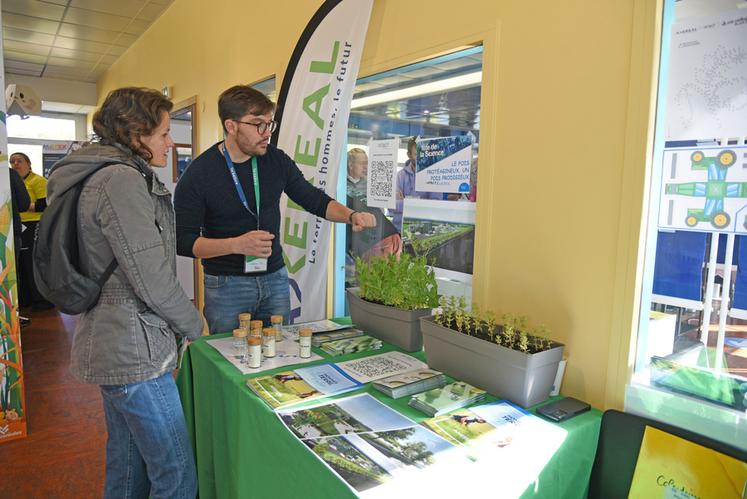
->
[335,351,428,383]
[294,363,364,394]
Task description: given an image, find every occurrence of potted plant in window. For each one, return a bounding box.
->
[420,297,564,407]
[347,253,439,352]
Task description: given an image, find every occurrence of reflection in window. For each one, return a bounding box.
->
[252,76,277,102]
[340,47,482,308]
[631,0,747,447]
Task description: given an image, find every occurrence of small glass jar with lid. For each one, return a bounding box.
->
[232,328,248,363]
[271,315,283,342]
[262,327,276,358]
[298,327,312,358]
[238,313,252,333]
[250,320,263,338]
[247,336,262,368]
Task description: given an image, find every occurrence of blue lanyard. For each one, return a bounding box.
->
[223,143,260,229]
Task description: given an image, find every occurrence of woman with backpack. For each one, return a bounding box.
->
[46,87,204,499]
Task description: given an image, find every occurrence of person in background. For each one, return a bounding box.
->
[9,152,53,310]
[345,148,402,286]
[48,87,204,498]
[390,137,444,233]
[6,166,31,326]
[174,85,376,334]
[346,147,368,199]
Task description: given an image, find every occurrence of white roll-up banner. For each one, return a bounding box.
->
[273,0,373,323]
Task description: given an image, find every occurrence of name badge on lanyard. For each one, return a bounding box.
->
[223,144,268,273]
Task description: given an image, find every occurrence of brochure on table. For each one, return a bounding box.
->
[335,351,428,383]
[247,364,363,409]
[277,394,565,498]
[207,337,322,375]
[311,328,364,347]
[320,335,383,356]
[283,319,352,340]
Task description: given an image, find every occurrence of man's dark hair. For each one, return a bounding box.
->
[218,85,276,133]
[92,87,173,162]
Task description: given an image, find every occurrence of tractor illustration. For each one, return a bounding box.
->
[665,149,745,230]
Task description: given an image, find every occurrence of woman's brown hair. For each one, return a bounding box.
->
[92,87,173,162]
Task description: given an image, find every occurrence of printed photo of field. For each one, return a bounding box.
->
[403,219,474,275]
[278,394,415,439]
[303,426,458,493]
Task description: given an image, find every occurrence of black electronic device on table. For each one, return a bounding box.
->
[537,397,591,422]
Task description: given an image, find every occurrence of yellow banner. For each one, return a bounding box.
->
[629,426,747,498]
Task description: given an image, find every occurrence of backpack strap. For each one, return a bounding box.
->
[97,258,118,288]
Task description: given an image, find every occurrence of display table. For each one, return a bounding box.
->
[176,332,601,499]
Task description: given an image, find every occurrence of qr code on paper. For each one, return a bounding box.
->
[345,357,402,378]
[369,159,394,198]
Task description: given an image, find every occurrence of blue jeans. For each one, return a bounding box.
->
[203,266,291,334]
[100,372,197,499]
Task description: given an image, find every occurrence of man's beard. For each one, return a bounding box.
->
[238,139,268,157]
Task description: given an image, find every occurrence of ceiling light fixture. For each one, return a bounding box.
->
[350,71,482,109]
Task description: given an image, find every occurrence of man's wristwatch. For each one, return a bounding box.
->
[348,211,357,224]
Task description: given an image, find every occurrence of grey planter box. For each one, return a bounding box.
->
[346,288,432,352]
[420,315,564,407]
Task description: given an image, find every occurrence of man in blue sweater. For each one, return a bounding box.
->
[175,85,375,333]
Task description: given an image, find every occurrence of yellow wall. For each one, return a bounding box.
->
[97,0,661,409]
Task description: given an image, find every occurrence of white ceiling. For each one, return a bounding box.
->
[2,0,174,83]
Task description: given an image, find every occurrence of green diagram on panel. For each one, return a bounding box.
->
[665,149,745,229]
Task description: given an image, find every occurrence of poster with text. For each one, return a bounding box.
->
[43,141,83,178]
[665,10,747,141]
[366,138,398,209]
[415,135,473,194]
[274,0,373,323]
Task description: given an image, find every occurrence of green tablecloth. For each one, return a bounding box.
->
[176,330,601,499]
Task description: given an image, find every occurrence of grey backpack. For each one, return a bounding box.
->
[32,161,124,314]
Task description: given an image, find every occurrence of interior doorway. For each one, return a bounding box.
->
[152,96,201,309]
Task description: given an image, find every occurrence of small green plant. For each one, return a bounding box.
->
[485,310,497,341]
[470,303,482,336]
[518,331,529,353]
[532,324,551,351]
[502,313,516,349]
[435,296,447,326]
[432,300,558,354]
[455,312,465,334]
[355,253,439,310]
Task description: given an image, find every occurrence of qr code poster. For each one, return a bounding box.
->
[416,134,474,194]
[658,145,747,233]
[366,138,398,209]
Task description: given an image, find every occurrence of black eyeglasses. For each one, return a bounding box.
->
[233,119,277,134]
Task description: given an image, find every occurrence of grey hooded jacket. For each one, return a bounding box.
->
[48,143,203,385]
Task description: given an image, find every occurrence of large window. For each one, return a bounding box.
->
[6,115,76,141]
[630,0,747,448]
[335,47,482,315]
